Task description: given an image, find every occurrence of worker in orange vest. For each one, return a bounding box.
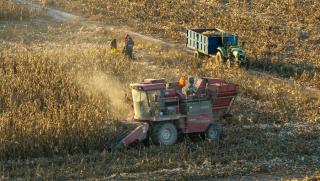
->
[179,75,186,89]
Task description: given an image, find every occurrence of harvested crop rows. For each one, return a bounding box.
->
[0,0,319,179]
[47,0,320,88]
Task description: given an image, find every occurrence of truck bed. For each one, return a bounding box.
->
[186,28,238,55]
[190,28,233,37]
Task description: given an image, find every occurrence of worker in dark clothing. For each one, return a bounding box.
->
[124,34,129,44]
[187,76,197,96]
[123,34,134,59]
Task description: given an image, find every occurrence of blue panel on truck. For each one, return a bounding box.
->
[223,35,238,46]
[208,36,220,54]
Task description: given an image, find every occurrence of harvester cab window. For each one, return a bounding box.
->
[146,90,161,116]
[132,89,162,117]
[132,89,149,117]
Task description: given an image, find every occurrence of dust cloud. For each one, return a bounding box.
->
[76,71,131,120]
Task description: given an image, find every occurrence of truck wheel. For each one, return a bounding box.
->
[151,122,177,146]
[234,57,240,67]
[206,123,220,141]
[193,51,205,59]
[194,51,204,59]
[216,51,224,64]
[194,51,199,59]
[226,59,231,68]
[245,59,251,69]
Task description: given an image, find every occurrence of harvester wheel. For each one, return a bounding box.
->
[206,123,220,141]
[151,122,177,146]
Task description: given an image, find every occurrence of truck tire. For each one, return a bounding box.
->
[233,56,240,67]
[206,123,220,141]
[194,51,205,59]
[151,122,177,146]
[216,51,224,64]
[236,56,248,68]
[194,51,199,59]
[245,58,251,69]
[226,59,231,68]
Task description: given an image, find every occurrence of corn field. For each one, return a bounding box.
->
[0,0,319,179]
[47,0,320,87]
[0,0,39,20]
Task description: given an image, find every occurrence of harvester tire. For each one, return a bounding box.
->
[206,123,220,141]
[151,122,177,146]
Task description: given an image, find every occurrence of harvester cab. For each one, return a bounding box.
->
[106,77,238,149]
[131,82,165,119]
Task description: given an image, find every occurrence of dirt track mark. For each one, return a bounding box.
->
[16,0,179,49]
[16,0,79,21]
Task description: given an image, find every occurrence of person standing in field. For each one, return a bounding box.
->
[110,39,117,50]
[123,34,134,59]
[110,38,119,54]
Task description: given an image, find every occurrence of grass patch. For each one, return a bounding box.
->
[0,0,39,20]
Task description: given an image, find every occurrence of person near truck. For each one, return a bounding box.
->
[123,34,134,59]
[110,38,119,54]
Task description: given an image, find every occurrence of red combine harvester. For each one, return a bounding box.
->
[107,76,238,148]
